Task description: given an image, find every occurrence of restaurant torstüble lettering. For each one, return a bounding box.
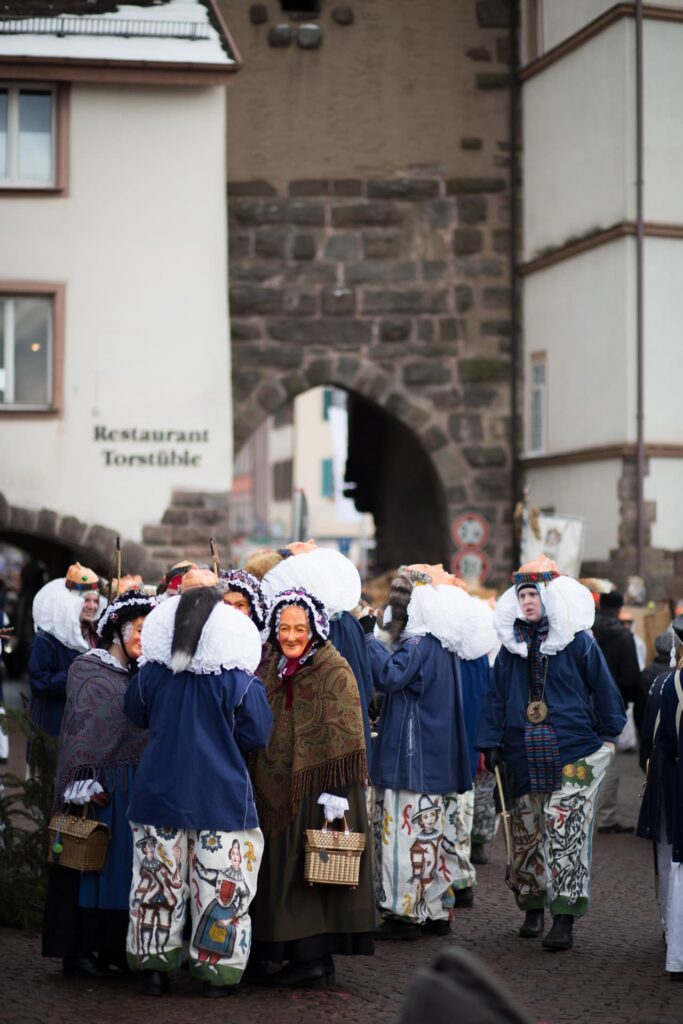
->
[93,425,209,468]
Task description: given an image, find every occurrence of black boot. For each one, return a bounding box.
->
[471,842,489,865]
[62,953,110,979]
[143,970,170,996]
[518,909,545,938]
[454,887,474,909]
[202,981,236,997]
[266,958,334,990]
[542,914,574,951]
[423,918,451,936]
[374,917,422,941]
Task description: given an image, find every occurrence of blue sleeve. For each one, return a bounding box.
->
[639,674,667,769]
[123,668,150,729]
[234,675,273,754]
[474,649,507,751]
[28,635,69,699]
[579,633,627,740]
[658,676,680,763]
[366,636,424,694]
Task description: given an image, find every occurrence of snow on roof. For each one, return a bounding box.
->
[0,0,237,66]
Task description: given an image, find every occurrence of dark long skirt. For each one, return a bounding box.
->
[251,784,374,963]
[42,863,128,963]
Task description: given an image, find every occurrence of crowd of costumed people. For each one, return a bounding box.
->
[21,543,683,998]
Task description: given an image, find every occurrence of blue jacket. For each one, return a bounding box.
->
[27,631,81,739]
[367,633,472,794]
[475,630,626,798]
[460,655,492,776]
[636,671,675,844]
[124,662,273,831]
[329,611,374,757]
[657,669,683,862]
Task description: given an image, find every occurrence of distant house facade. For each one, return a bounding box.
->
[0,0,240,578]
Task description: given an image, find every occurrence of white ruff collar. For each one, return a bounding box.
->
[262,547,361,616]
[83,648,128,672]
[401,584,497,660]
[32,579,107,652]
[495,576,595,657]
[139,595,261,675]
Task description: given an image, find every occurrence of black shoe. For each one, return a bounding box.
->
[670,973,683,983]
[62,954,110,979]
[374,918,422,941]
[266,959,334,990]
[454,887,474,908]
[423,918,451,936]
[143,971,170,997]
[597,822,635,834]
[542,914,574,951]
[471,843,489,865]
[518,909,545,938]
[202,982,236,997]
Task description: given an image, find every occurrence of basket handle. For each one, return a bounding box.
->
[321,814,351,837]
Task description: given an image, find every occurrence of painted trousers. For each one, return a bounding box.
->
[511,743,612,917]
[126,823,264,986]
[472,767,499,846]
[374,788,475,924]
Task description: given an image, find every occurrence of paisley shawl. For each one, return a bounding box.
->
[251,641,367,836]
[53,649,147,812]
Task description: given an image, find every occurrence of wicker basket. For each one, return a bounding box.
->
[48,806,111,872]
[304,815,365,889]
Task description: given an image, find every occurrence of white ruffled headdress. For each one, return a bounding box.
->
[139,593,262,675]
[261,547,361,617]
[495,576,595,657]
[401,584,498,660]
[33,578,106,652]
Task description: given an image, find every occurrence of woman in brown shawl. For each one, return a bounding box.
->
[250,587,374,989]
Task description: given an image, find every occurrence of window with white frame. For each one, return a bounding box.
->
[0,295,53,407]
[0,85,55,187]
[529,352,547,453]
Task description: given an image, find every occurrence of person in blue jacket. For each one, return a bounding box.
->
[27,563,105,759]
[650,617,683,981]
[476,556,626,953]
[367,565,475,940]
[123,568,272,999]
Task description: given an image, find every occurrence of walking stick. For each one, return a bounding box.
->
[107,536,121,603]
[209,537,220,576]
[494,764,519,894]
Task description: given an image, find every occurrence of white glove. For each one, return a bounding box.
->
[64,780,104,805]
[317,792,349,824]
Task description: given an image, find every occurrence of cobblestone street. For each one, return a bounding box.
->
[1,751,680,1024]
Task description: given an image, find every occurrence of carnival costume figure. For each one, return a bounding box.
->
[219,567,271,667]
[640,617,683,980]
[42,587,156,977]
[255,544,375,759]
[123,569,272,998]
[250,587,374,989]
[28,563,106,757]
[476,556,626,951]
[367,565,485,938]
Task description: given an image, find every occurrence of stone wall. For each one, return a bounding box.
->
[229,169,515,581]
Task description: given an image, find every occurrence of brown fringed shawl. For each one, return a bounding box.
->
[251,641,367,836]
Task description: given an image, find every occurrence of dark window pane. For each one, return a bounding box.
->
[19,90,52,182]
[0,299,5,403]
[272,459,293,501]
[0,90,7,179]
[14,297,50,404]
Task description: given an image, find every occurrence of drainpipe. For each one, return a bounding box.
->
[509,0,521,563]
[635,0,645,577]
